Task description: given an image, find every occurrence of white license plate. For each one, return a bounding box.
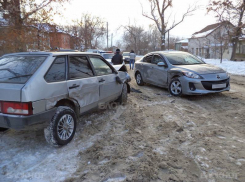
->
[212,83,226,89]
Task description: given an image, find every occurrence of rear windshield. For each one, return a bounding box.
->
[165,53,205,65]
[102,54,114,59]
[0,55,47,83]
[122,53,129,56]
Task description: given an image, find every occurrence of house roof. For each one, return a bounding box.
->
[177,39,188,43]
[191,21,233,38]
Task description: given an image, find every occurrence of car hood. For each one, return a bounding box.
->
[172,64,226,75]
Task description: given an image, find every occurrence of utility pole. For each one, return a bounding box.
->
[168,30,170,50]
[111,33,113,48]
[107,22,108,50]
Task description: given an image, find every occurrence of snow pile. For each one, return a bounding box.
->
[204,59,245,76]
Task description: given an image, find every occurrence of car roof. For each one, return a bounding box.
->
[144,51,189,56]
[1,51,101,57]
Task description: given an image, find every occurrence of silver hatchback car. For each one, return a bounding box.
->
[0,52,131,146]
[134,51,230,96]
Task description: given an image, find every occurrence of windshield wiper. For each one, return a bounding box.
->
[8,74,32,80]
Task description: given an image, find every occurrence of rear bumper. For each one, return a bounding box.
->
[0,108,56,129]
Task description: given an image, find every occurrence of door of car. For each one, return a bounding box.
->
[67,55,99,114]
[141,55,153,83]
[89,56,121,103]
[148,54,168,87]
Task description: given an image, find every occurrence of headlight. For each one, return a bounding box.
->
[183,72,202,79]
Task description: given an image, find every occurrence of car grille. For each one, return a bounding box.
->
[201,78,229,91]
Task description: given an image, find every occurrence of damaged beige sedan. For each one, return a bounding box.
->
[0,52,131,146]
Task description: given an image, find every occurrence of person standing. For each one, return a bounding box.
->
[129,50,136,70]
[112,49,123,65]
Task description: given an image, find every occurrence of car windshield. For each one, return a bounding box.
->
[102,54,114,59]
[123,53,129,56]
[0,55,47,84]
[165,53,205,65]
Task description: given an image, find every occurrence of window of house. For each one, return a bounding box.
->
[45,56,66,82]
[69,56,94,79]
[90,57,113,76]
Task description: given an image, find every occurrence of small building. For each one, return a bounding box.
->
[175,39,188,52]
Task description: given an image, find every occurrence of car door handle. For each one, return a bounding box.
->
[69,84,80,89]
[99,78,105,83]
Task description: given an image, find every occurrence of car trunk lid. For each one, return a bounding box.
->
[0,83,24,102]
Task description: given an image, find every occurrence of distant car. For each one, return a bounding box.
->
[134,51,230,96]
[122,52,130,63]
[101,53,127,72]
[0,52,131,146]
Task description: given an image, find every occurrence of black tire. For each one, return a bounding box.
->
[169,78,182,96]
[135,72,144,86]
[44,106,77,146]
[0,127,9,132]
[117,83,128,104]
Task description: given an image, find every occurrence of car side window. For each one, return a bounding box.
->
[45,56,66,82]
[152,55,164,64]
[69,56,94,80]
[143,55,153,63]
[90,57,113,76]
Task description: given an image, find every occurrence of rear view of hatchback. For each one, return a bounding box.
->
[0,52,131,146]
[0,54,47,118]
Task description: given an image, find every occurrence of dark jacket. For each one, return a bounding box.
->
[112,53,123,65]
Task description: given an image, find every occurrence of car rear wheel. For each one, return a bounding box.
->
[136,72,144,86]
[169,78,182,96]
[44,106,77,147]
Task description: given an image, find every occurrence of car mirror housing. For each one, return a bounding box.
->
[157,62,166,67]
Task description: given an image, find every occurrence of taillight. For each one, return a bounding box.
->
[1,102,33,116]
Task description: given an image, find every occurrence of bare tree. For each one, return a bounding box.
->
[207,0,245,60]
[120,21,144,53]
[122,24,161,54]
[74,14,106,49]
[142,0,198,50]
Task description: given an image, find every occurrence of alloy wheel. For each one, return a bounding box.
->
[171,81,182,95]
[57,114,74,140]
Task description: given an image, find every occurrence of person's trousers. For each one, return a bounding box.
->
[130,59,135,70]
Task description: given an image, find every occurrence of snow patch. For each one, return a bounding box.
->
[204,59,245,76]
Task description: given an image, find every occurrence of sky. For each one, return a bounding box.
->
[54,0,217,45]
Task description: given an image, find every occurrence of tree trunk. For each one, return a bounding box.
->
[12,0,25,52]
[161,32,165,50]
[230,38,238,60]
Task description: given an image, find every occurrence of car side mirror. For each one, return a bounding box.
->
[157,62,166,67]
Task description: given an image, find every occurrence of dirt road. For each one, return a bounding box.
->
[1,70,245,182]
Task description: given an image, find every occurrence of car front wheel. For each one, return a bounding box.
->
[117,83,128,104]
[44,106,77,146]
[136,72,144,86]
[169,78,182,96]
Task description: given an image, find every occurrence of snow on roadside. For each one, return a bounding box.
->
[204,59,245,76]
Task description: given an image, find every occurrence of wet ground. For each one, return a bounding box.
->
[1,69,245,182]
